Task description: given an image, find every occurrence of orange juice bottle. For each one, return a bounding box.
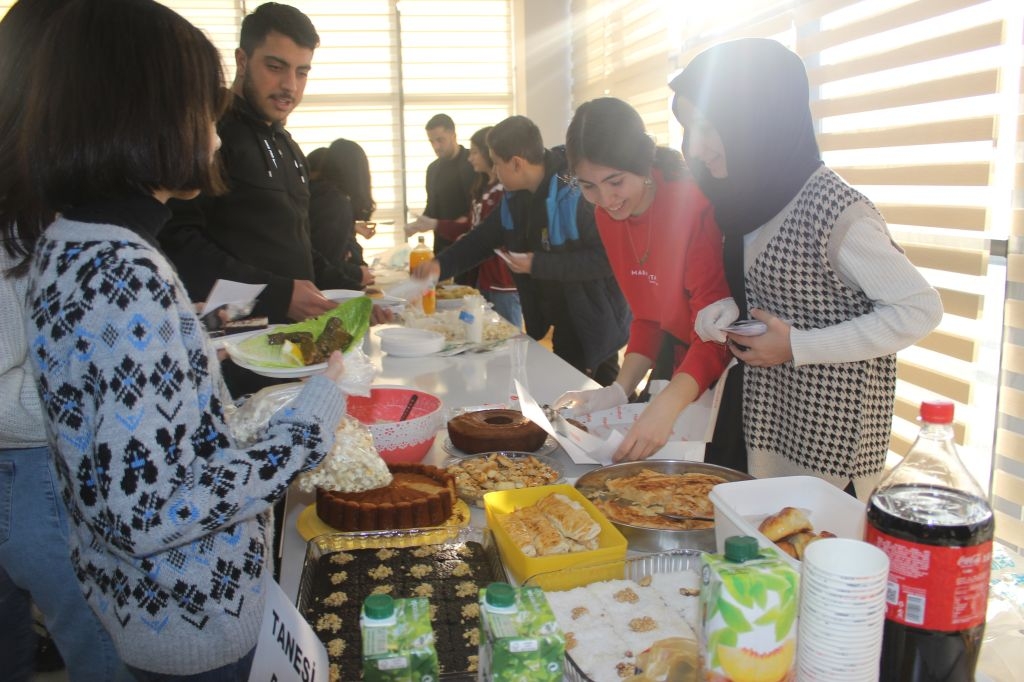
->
[409,236,436,314]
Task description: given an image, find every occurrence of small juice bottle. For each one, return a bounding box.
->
[409,236,436,314]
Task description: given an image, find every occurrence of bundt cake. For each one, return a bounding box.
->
[446,408,547,454]
[316,463,456,531]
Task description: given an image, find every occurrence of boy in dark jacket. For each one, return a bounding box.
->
[413,115,630,384]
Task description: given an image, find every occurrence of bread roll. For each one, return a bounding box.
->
[776,539,798,559]
[758,506,812,541]
[787,531,820,560]
[535,493,601,542]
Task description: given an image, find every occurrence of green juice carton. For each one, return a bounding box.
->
[477,582,564,682]
[361,594,439,682]
[700,536,798,682]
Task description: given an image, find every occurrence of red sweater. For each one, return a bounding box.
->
[595,172,731,393]
[436,181,516,292]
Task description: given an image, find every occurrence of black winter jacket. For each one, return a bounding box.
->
[160,95,360,323]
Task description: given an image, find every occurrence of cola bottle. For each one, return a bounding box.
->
[865,400,993,682]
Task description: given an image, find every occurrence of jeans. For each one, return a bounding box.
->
[483,289,523,329]
[0,447,129,682]
[127,646,255,681]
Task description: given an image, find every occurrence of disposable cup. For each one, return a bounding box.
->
[796,538,888,682]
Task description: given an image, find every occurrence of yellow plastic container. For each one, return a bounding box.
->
[483,484,628,587]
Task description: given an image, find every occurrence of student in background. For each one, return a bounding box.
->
[307,139,377,288]
[557,97,736,464]
[669,38,942,498]
[17,0,347,677]
[420,126,523,327]
[413,115,629,385]
[407,113,476,254]
[0,2,131,678]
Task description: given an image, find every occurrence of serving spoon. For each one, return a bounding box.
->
[656,512,715,523]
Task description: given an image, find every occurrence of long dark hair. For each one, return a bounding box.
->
[469,126,495,202]
[21,0,227,217]
[565,96,684,182]
[317,139,376,221]
[0,0,74,271]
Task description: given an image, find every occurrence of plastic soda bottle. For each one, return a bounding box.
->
[865,400,994,682]
[408,236,435,314]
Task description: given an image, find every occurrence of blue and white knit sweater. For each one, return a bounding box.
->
[24,198,345,674]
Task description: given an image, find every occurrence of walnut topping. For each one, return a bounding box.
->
[455,581,477,598]
[329,571,348,585]
[376,548,397,560]
[327,639,347,657]
[370,585,394,595]
[467,655,479,672]
[616,662,637,678]
[613,587,639,603]
[461,603,480,620]
[412,545,438,557]
[413,583,434,598]
[571,606,589,620]
[452,562,471,577]
[316,613,342,633]
[463,628,480,646]
[323,591,348,607]
[410,564,433,578]
[368,565,393,580]
[330,552,355,565]
[628,616,657,632]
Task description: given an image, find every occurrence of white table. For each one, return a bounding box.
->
[278,328,605,601]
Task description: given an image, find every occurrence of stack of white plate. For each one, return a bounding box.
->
[376,327,445,357]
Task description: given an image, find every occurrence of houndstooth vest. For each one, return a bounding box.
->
[744,167,897,478]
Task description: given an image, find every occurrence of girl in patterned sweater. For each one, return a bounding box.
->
[669,38,942,499]
[15,0,346,678]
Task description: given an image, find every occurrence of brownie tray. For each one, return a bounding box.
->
[296,526,508,681]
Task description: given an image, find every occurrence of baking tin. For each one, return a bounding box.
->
[297,526,508,681]
[524,549,705,682]
[574,460,752,553]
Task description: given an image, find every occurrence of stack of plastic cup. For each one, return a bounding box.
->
[797,538,889,681]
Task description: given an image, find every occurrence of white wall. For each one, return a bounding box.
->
[518,0,572,147]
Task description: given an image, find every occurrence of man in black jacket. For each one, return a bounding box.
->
[160,3,363,327]
[412,116,630,385]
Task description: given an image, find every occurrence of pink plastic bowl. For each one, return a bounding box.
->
[346,387,444,464]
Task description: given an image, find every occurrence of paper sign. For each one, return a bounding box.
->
[542,362,734,465]
[201,280,266,317]
[515,380,619,464]
[247,579,328,682]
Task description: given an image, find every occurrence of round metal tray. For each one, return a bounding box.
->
[575,460,752,553]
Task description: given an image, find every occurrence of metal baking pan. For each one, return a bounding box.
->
[297,525,508,681]
[524,549,705,682]
[574,460,751,552]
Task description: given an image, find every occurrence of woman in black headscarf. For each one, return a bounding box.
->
[670,38,942,498]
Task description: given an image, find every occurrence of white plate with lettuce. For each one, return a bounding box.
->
[224,298,372,378]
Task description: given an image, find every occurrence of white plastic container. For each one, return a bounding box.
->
[708,475,866,569]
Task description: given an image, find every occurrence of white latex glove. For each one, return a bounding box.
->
[404,214,437,237]
[694,297,740,343]
[552,382,627,417]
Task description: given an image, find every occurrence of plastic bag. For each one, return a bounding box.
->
[226,345,377,446]
[295,416,392,494]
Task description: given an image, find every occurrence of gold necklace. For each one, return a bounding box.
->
[625,221,652,265]
[625,181,655,265]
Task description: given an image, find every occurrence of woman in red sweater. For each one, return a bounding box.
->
[557,97,734,463]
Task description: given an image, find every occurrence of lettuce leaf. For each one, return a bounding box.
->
[228,296,373,367]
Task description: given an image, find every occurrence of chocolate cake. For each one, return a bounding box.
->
[447,409,547,454]
[304,542,499,680]
[316,463,456,531]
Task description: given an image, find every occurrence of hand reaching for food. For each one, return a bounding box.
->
[404,214,437,237]
[553,383,627,417]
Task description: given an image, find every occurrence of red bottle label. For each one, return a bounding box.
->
[866,525,991,631]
